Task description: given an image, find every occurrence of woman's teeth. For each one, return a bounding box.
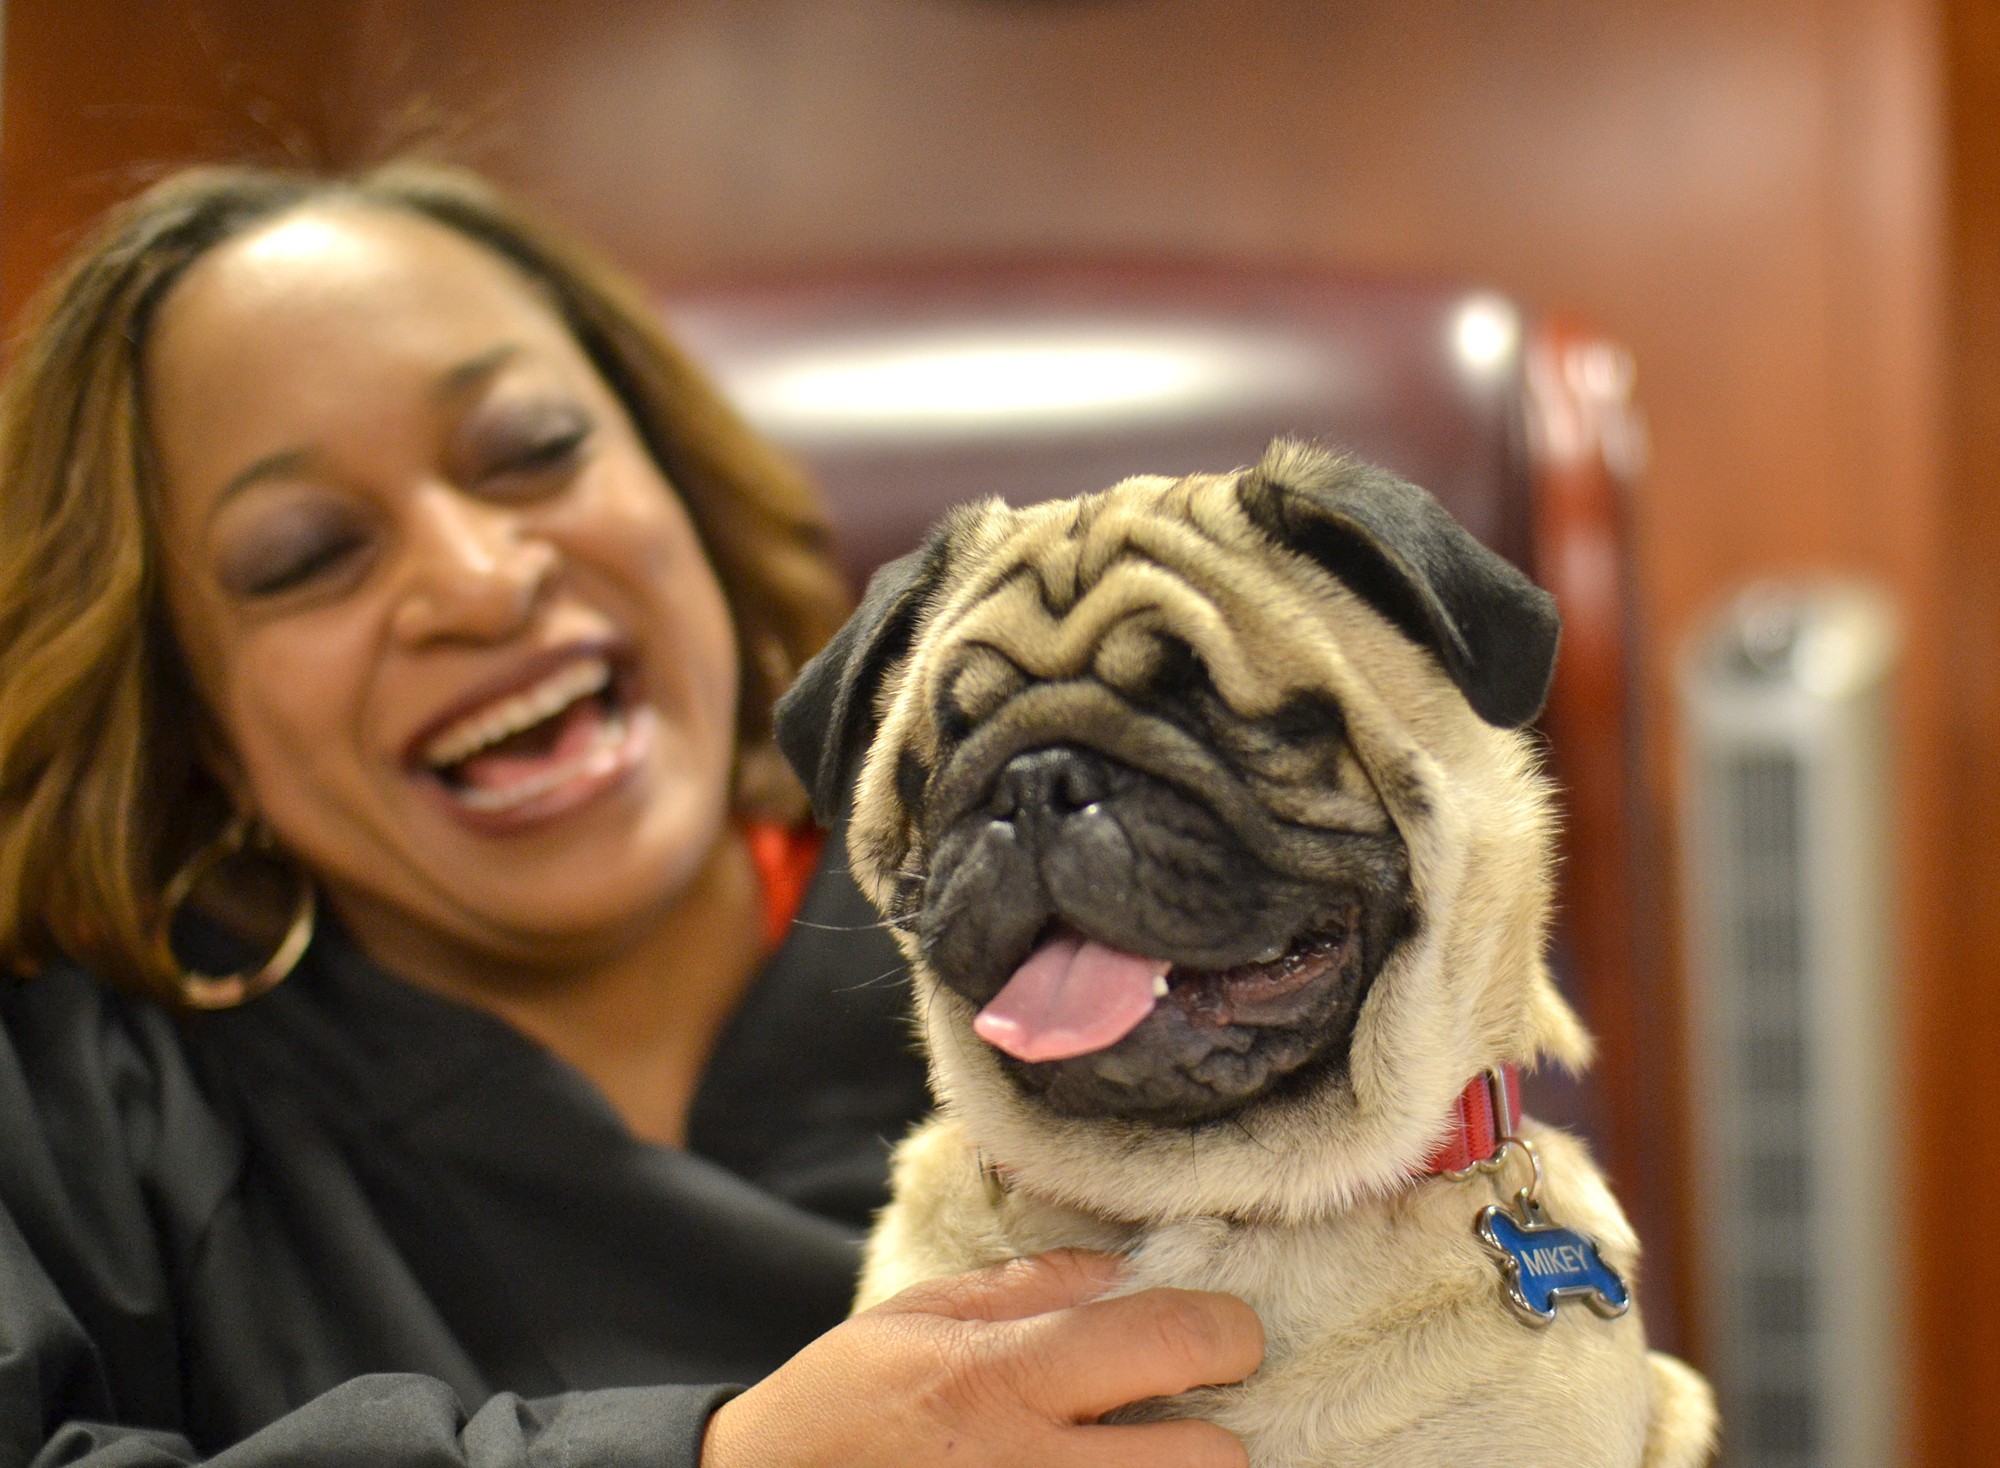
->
[449,708,628,814]
[422,657,613,770]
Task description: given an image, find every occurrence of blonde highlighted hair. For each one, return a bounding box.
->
[0,163,849,1002]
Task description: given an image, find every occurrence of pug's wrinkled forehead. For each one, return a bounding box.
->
[778,440,1559,883]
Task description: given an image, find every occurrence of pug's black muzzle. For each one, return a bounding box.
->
[916,741,1412,1126]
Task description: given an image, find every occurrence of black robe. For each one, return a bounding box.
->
[0,838,930,1467]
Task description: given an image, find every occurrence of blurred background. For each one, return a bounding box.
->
[1,2,1993,1463]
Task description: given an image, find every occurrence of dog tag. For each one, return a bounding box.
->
[1475,1196,1631,1328]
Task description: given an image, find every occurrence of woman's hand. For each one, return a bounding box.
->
[702,1250,1264,1467]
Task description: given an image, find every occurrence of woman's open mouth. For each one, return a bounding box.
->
[411,650,653,825]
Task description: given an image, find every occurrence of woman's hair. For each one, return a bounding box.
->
[0,162,851,1001]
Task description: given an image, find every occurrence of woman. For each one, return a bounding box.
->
[0,164,1261,1467]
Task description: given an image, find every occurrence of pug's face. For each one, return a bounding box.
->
[779,442,1589,1222]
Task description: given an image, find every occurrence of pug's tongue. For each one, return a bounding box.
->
[972,934,1170,1062]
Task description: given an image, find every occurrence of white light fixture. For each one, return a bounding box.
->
[710,326,1325,444]
[1451,294,1522,377]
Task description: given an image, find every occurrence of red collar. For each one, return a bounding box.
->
[1419,1066,1522,1175]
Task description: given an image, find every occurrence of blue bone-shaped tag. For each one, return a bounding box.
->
[1475,1200,1631,1327]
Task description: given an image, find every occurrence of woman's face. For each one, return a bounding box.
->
[147,205,742,971]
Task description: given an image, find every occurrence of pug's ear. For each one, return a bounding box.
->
[1237,440,1561,729]
[776,531,955,826]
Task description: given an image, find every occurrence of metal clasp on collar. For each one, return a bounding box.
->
[1441,1067,1545,1208]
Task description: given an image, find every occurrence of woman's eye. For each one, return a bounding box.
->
[511,424,590,471]
[473,407,594,493]
[222,522,371,599]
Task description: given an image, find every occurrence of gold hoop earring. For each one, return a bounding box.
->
[156,814,316,1010]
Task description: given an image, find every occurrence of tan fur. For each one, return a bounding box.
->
[839,451,1715,1465]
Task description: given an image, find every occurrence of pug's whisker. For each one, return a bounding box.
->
[836,963,914,994]
[1229,1114,1277,1156]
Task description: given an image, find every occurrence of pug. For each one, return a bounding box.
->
[775,441,1716,1466]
